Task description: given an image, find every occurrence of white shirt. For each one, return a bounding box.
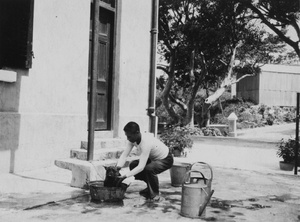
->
[117,133,169,178]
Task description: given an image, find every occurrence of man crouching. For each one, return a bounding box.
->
[116,121,174,202]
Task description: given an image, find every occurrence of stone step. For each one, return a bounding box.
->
[80,138,127,150]
[70,147,124,161]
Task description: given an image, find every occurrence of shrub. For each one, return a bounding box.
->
[159,126,194,155]
[266,114,275,125]
[156,105,172,123]
[238,110,254,123]
[202,127,223,136]
[211,114,228,125]
[277,138,300,163]
[283,111,296,122]
[187,127,204,136]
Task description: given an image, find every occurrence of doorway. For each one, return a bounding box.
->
[88,2,115,130]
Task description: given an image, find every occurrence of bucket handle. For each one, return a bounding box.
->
[183,170,208,185]
[191,162,213,181]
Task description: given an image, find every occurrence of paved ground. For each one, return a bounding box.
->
[0,123,300,222]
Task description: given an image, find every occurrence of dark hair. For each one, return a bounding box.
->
[123,121,140,134]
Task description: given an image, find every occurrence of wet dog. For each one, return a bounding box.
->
[103,166,128,191]
[104,166,121,187]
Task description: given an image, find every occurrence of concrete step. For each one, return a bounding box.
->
[70,147,124,161]
[80,138,127,150]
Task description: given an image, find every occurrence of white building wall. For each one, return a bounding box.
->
[118,0,152,135]
[0,0,90,173]
[0,0,154,173]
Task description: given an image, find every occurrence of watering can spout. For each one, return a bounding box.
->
[199,189,215,217]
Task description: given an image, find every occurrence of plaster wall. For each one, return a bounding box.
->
[0,0,90,173]
[117,0,152,136]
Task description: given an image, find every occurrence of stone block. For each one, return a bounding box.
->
[70,148,123,161]
[81,138,127,150]
[55,156,139,188]
[55,159,113,188]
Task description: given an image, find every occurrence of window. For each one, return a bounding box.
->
[0,0,34,69]
[101,0,115,8]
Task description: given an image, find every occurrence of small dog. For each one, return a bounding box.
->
[104,166,121,187]
[103,166,128,191]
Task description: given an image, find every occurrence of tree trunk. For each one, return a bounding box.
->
[183,50,204,127]
[161,50,181,124]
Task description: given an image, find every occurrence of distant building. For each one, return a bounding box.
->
[236,64,300,106]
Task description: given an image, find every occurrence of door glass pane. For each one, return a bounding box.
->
[100,0,115,8]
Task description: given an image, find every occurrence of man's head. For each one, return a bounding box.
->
[123,121,141,143]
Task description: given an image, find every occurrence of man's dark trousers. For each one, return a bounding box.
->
[129,150,173,198]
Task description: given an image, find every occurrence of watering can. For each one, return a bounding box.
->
[180,162,214,218]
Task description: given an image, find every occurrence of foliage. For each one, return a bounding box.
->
[277,138,300,163]
[198,98,296,130]
[159,126,194,154]
[156,103,173,123]
[212,114,228,125]
[266,114,274,125]
[240,0,300,59]
[157,0,282,127]
[186,127,204,136]
[283,110,296,122]
[202,127,224,136]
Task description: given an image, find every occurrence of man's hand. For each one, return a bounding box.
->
[117,174,127,179]
[116,174,127,187]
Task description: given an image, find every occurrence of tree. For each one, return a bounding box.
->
[157,0,284,127]
[240,0,300,59]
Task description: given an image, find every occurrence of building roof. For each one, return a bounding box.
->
[261,64,300,74]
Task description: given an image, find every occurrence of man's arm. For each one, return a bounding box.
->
[116,142,133,168]
[124,146,150,178]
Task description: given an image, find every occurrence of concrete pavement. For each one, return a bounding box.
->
[0,123,300,221]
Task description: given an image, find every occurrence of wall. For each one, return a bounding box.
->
[259,65,300,106]
[236,64,300,107]
[0,0,154,172]
[236,72,260,104]
[0,0,90,173]
[117,0,152,136]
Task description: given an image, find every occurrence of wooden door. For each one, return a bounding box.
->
[88,6,114,130]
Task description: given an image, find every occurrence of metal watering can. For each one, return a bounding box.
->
[180,162,214,218]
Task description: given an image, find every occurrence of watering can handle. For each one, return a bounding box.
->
[191,162,213,181]
[182,170,207,185]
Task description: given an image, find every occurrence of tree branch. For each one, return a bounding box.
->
[245,2,298,51]
[157,64,170,75]
[231,73,255,84]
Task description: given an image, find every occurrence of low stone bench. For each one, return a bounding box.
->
[55,156,139,189]
[207,124,229,130]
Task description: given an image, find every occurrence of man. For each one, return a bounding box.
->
[116,121,174,201]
